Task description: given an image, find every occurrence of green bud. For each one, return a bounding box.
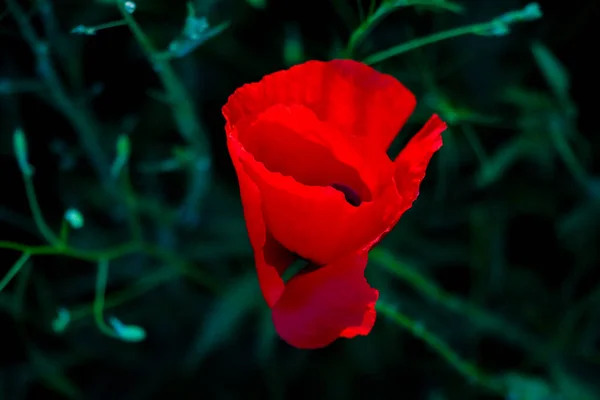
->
[110,134,131,178]
[71,25,97,35]
[123,1,136,14]
[51,308,71,333]
[64,208,85,229]
[13,128,34,176]
[498,2,542,25]
[109,317,146,342]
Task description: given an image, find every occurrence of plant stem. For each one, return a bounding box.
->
[0,252,31,292]
[362,3,541,65]
[377,301,504,394]
[347,0,462,57]
[93,259,119,338]
[363,21,492,65]
[7,0,112,187]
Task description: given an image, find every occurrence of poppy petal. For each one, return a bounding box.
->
[222,60,416,151]
[271,252,378,349]
[236,103,378,200]
[394,114,447,209]
[236,140,402,264]
[227,138,295,307]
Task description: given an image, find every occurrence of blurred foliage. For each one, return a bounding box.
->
[0,0,599,399]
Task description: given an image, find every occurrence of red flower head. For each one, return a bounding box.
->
[223,59,446,349]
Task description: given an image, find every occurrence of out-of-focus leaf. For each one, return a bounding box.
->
[502,87,553,110]
[503,373,555,400]
[558,199,600,238]
[165,4,231,59]
[476,138,526,187]
[255,308,277,364]
[27,347,82,400]
[246,0,266,9]
[427,391,448,400]
[426,92,500,126]
[553,367,598,400]
[185,271,262,367]
[532,42,570,103]
[0,293,19,317]
[256,312,285,400]
[283,24,304,66]
[548,114,589,189]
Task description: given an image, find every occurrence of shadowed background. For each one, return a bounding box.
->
[1,0,599,399]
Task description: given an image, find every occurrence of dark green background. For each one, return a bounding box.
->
[1,0,598,399]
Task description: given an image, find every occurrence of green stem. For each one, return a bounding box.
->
[70,266,178,322]
[0,239,218,293]
[362,3,541,65]
[23,175,60,247]
[356,0,365,22]
[93,259,119,338]
[117,0,211,222]
[88,19,127,33]
[370,249,541,352]
[377,301,504,394]
[120,164,144,244]
[0,240,139,261]
[347,2,392,55]
[0,252,31,292]
[117,1,211,164]
[7,0,113,187]
[347,0,461,57]
[59,219,69,245]
[362,20,492,65]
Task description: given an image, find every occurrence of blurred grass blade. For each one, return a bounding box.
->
[531,42,570,103]
[552,366,599,400]
[255,308,278,363]
[27,347,82,400]
[370,249,438,298]
[246,0,266,8]
[283,24,304,66]
[185,272,262,368]
[376,301,504,393]
[347,0,463,56]
[503,373,554,400]
[476,139,525,187]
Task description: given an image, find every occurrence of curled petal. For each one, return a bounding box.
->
[223,60,416,151]
[227,139,295,307]
[394,114,446,209]
[237,140,402,264]
[272,252,378,349]
[237,103,381,199]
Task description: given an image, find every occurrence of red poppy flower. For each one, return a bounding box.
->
[223,59,446,349]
